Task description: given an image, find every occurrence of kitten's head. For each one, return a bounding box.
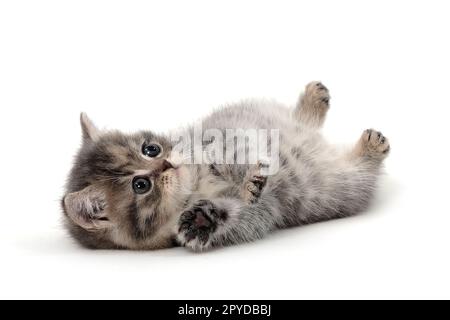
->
[61,114,190,249]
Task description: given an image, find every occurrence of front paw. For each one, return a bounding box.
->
[241,162,268,204]
[177,200,227,251]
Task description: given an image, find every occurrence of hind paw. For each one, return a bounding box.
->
[355,129,390,159]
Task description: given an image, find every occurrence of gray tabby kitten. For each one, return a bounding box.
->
[62,82,390,251]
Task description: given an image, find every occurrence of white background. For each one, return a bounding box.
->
[1,0,449,299]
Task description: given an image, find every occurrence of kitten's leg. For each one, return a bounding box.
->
[294,81,330,129]
[324,129,390,219]
[177,197,279,251]
[293,129,391,224]
[349,129,390,162]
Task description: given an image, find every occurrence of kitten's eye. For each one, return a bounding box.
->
[142,143,161,158]
[132,177,152,194]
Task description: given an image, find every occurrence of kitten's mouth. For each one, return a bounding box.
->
[167,164,181,177]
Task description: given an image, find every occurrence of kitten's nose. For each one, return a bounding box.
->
[161,159,174,172]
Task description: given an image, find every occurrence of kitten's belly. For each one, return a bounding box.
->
[184,99,331,206]
[201,99,295,132]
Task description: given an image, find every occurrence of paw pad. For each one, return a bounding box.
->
[177,200,227,250]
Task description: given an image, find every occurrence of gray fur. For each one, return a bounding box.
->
[62,82,390,251]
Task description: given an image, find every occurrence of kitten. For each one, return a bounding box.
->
[62,82,390,251]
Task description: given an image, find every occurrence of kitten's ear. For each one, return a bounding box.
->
[63,186,112,231]
[80,112,100,142]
